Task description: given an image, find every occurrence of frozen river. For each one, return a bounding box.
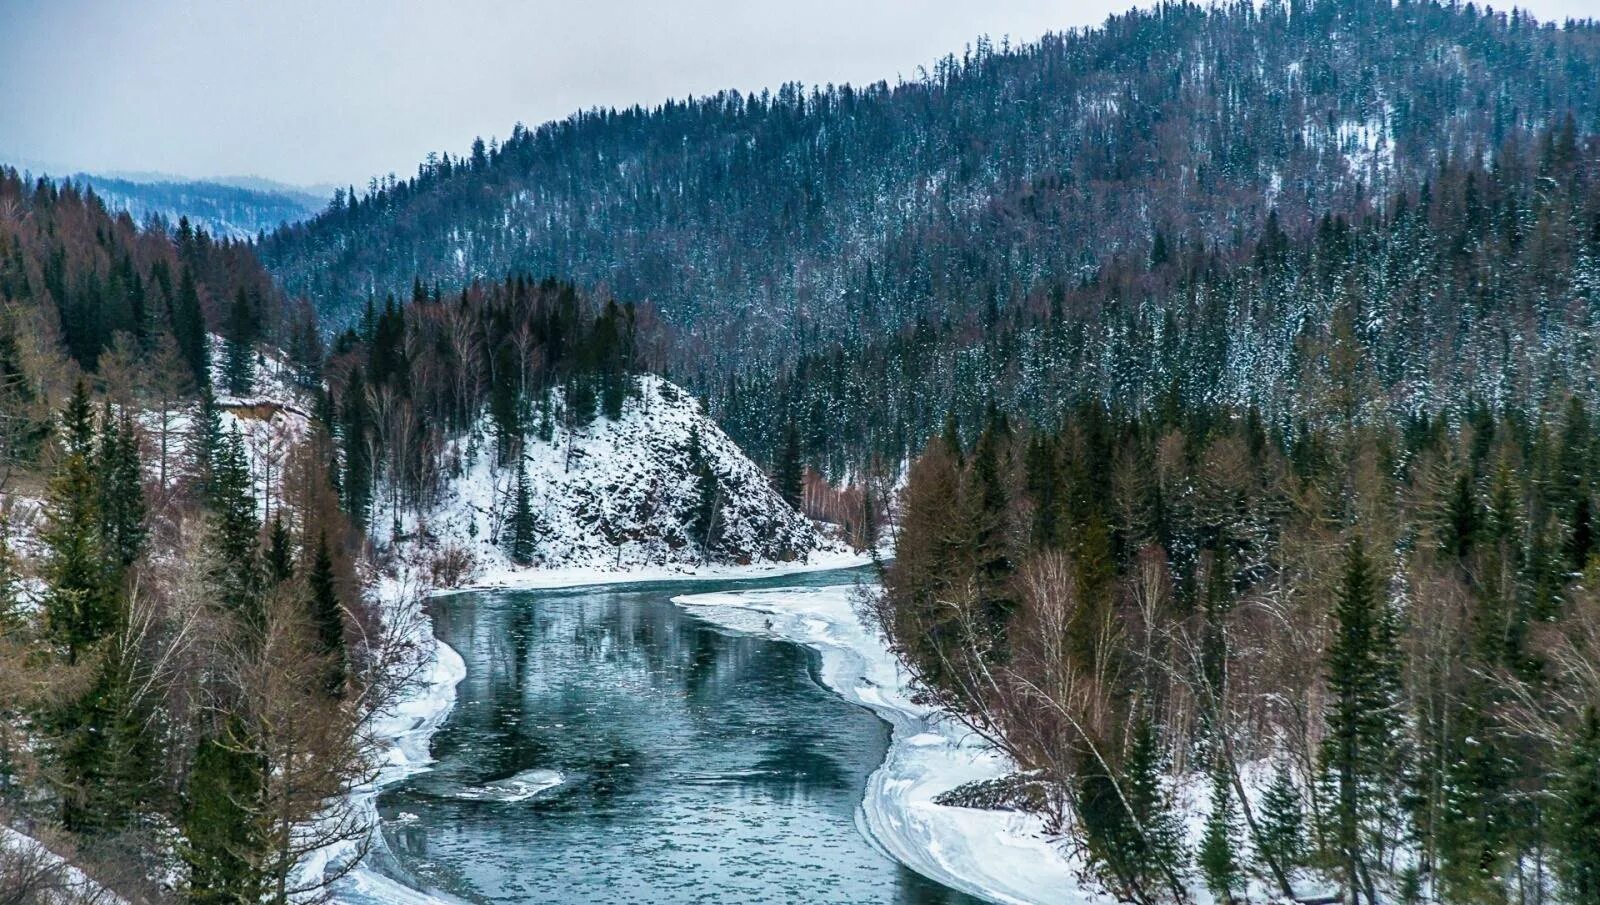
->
[367,568,982,903]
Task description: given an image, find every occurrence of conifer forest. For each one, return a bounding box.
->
[4,1,1600,903]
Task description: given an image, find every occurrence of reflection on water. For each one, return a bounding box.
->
[375,570,981,904]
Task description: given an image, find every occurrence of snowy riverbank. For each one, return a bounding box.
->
[672,585,1091,905]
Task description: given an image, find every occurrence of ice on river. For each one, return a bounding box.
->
[447,768,566,803]
[671,585,1092,905]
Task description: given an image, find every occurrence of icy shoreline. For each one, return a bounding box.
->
[671,585,1089,905]
[430,546,874,596]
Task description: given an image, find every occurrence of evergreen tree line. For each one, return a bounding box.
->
[0,168,317,400]
[716,127,1600,484]
[875,391,1600,905]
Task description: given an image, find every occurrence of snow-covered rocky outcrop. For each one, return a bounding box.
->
[381,375,847,585]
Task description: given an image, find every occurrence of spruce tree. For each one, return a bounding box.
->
[265,514,293,584]
[171,265,211,389]
[1555,708,1600,904]
[42,383,113,663]
[1080,715,1186,904]
[941,409,963,465]
[1569,496,1594,572]
[775,419,804,509]
[687,428,721,558]
[223,286,257,396]
[966,414,1014,639]
[1442,472,1479,559]
[189,384,224,497]
[0,513,19,633]
[1436,686,1517,903]
[183,719,267,905]
[97,404,146,569]
[211,426,261,628]
[1199,757,1243,904]
[568,375,598,428]
[1257,759,1306,876]
[1319,537,1406,905]
[598,310,627,422]
[507,457,537,566]
[340,367,372,526]
[308,533,347,697]
[57,632,160,835]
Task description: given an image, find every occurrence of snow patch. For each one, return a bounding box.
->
[378,375,849,583]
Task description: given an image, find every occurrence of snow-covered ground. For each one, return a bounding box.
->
[672,584,1090,905]
[377,375,848,582]
[0,825,125,904]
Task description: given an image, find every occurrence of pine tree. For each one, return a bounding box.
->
[183,719,267,904]
[42,383,113,663]
[223,286,257,396]
[265,514,293,584]
[687,428,721,558]
[1555,708,1600,904]
[775,419,804,509]
[211,426,262,628]
[506,456,537,566]
[308,533,347,697]
[97,404,146,569]
[1199,757,1243,904]
[340,367,372,526]
[1257,759,1306,876]
[1319,537,1407,905]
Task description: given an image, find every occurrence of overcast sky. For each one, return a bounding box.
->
[1,0,1594,189]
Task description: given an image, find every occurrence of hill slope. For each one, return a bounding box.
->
[380,375,843,585]
[261,0,1600,362]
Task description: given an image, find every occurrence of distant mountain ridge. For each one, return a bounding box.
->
[259,0,1600,365]
[72,173,326,240]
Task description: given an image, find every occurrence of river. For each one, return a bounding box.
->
[366,568,984,904]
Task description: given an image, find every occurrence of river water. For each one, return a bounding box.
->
[369,569,982,904]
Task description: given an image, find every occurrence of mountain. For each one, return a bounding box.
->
[71,173,326,240]
[259,0,1600,364]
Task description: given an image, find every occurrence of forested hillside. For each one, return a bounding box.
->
[715,128,1600,475]
[0,168,396,901]
[261,0,1600,368]
[875,389,1600,905]
[319,276,831,577]
[0,170,323,452]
